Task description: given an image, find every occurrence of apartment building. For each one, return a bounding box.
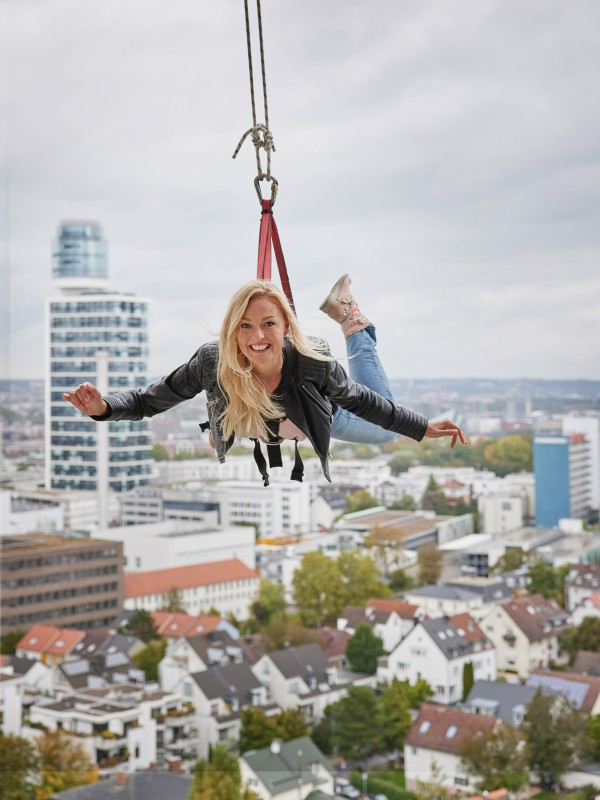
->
[1,534,123,637]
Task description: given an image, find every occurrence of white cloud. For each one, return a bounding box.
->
[3,0,600,380]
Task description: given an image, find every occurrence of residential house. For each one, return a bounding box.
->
[318,627,350,670]
[404,703,499,793]
[444,576,513,615]
[27,682,196,771]
[378,613,496,705]
[159,630,244,691]
[15,624,85,665]
[150,610,233,639]
[238,633,267,665]
[124,557,259,620]
[48,771,193,800]
[310,486,354,530]
[480,594,570,679]
[240,735,335,800]
[571,593,600,626]
[337,598,420,653]
[1,657,51,735]
[252,643,375,724]
[565,563,600,612]
[50,650,146,693]
[403,585,484,621]
[182,661,278,759]
[526,669,600,715]
[463,678,543,727]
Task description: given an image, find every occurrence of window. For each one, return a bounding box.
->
[418,721,430,734]
[446,725,458,739]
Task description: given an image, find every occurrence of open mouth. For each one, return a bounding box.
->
[249,344,270,351]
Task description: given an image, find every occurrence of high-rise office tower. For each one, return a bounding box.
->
[533,433,591,527]
[562,413,600,517]
[45,222,152,493]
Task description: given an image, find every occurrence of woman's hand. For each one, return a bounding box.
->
[62,383,108,417]
[425,418,468,449]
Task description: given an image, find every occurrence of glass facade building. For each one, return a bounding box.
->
[45,222,153,493]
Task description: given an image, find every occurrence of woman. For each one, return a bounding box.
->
[62,275,467,484]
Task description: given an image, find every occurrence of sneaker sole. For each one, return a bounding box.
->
[319,273,351,314]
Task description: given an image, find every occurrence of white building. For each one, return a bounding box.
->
[124,557,259,621]
[1,487,120,533]
[45,221,152,494]
[565,563,600,612]
[378,614,496,705]
[94,519,256,571]
[477,494,525,535]
[480,594,570,680]
[563,413,600,512]
[217,479,311,539]
[0,490,64,535]
[404,703,499,793]
[403,585,484,620]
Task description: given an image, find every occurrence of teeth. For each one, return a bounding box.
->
[250,344,269,351]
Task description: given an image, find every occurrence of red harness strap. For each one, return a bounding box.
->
[257,198,296,314]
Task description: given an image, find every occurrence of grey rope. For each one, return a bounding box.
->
[232,0,276,184]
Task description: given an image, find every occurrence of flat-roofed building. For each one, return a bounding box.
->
[0,534,123,636]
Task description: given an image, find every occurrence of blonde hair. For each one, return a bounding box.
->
[218,280,330,442]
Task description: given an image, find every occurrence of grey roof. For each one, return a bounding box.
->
[526,673,591,710]
[97,633,144,657]
[464,679,541,726]
[421,617,491,660]
[191,661,263,703]
[445,578,512,603]
[2,655,40,676]
[407,584,481,601]
[268,644,329,681]
[316,488,353,511]
[186,630,241,666]
[242,735,333,797]
[50,770,192,800]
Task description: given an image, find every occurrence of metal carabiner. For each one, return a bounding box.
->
[254,175,278,206]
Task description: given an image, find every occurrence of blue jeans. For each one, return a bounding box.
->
[329,327,398,445]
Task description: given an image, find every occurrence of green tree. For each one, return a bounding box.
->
[346,489,380,513]
[414,760,449,800]
[292,551,345,626]
[163,586,186,613]
[403,677,434,708]
[380,678,412,752]
[527,560,569,606]
[274,709,308,742]
[239,707,278,752]
[482,434,532,477]
[331,686,385,759]
[132,637,167,681]
[522,691,586,789]
[388,567,415,592]
[364,525,407,576]
[389,494,417,511]
[417,542,443,586]
[35,729,98,800]
[310,705,334,755]
[260,616,321,651]
[337,550,390,606]
[490,547,529,575]
[0,733,39,800]
[0,630,25,656]
[150,443,171,460]
[345,624,385,674]
[190,743,260,800]
[459,722,529,792]
[251,579,286,625]
[124,609,159,643]
[462,661,474,702]
[585,714,600,762]
[560,617,600,663]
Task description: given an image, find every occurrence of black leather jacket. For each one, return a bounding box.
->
[94,339,428,481]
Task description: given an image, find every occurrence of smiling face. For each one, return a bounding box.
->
[236,296,289,377]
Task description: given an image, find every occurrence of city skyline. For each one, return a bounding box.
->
[3,1,600,382]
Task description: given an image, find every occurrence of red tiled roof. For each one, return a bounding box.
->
[405,703,497,754]
[367,598,420,619]
[319,626,350,658]
[449,612,488,642]
[124,558,259,599]
[16,624,86,656]
[44,628,85,655]
[501,594,570,642]
[150,611,222,637]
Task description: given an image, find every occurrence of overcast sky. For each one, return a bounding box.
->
[3,0,600,382]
